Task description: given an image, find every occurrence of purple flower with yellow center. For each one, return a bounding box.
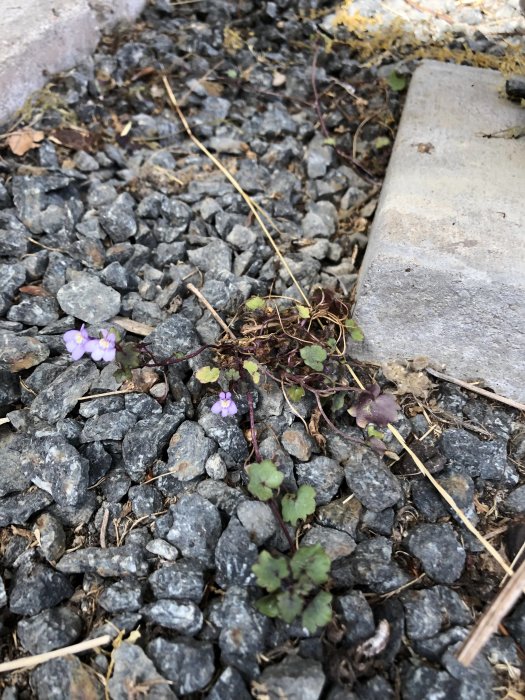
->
[85,330,117,362]
[63,324,90,360]
[211,391,238,418]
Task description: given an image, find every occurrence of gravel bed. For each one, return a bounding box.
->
[0,1,524,698]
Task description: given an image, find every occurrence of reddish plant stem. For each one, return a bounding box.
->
[247,390,296,553]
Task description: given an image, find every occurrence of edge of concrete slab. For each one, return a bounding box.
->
[0,0,147,127]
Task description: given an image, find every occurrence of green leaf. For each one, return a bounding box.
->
[286,385,305,403]
[226,69,238,79]
[291,544,331,585]
[224,368,240,381]
[247,460,284,501]
[300,344,327,372]
[116,341,141,371]
[255,593,280,618]
[252,551,289,592]
[302,591,333,633]
[276,590,304,624]
[367,425,384,440]
[323,137,336,146]
[281,484,316,526]
[113,368,132,384]
[374,136,391,150]
[296,304,310,319]
[344,318,364,342]
[387,71,407,92]
[327,338,337,349]
[243,359,260,384]
[245,296,266,311]
[332,392,345,412]
[195,366,220,384]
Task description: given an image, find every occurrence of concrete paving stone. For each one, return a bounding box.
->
[352,60,525,403]
[0,0,146,126]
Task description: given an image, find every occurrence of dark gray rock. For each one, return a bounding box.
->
[34,512,66,562]
[100,468,131,502]
[301,526,356,562]
[108,642,176,700]
[296,456,344,505]
[31,657,105,699]
[207,666,251,700]
[78,394,125,419]
[198,411,248,466]
[145,539,179,562]
[215,516,259,589]
[147,637,215,695]
[336,591,376,646]
[215,586,271,677]
[17,606,82,654]
[344,447,403,511]
[10,562,74,616]
[258,656,325,700]
[142,599,203,634]
[57,544,149,577]
[0,432,34,496]
[411,473,475,523]
[122,414,182,482]
[0,369,20,416]
[306,134,334,179]
[412,627,469,662]
[80,410,136,442]
[442,640,495,700]
[350,536,410,593]
[0,576,6,608]
[149,559,204,602]
[0,489,53,527]
[236,501,277,545]
[506,598,525,649]
[33,437,90,507]
[98,579,144,613]
[57,275,121,324]
[401,665,461,700]
[187,239,232,274]
[7,296,59,327]
[165,420,215,481]
[197,478,247,516]
[124,392,163,418]
[302,201,338,238]
[30,360,98,422]
[440,429,509,481]
[405,524,466,584]
[316,497,362,538]
[503,485,525,514]
[143,314,200,360]
[99,197,137,242]
[129,483,163,518]
[281,427,314,461]
[0,331,50,372]
[401,586,471,640]
[166,494,222,566]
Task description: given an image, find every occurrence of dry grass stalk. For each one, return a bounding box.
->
[187,283,236,339]
[110,317,155,337]
[0,634,112,674]
[161,76,311,307]
[457,556,525,666]
[426,368,525,412]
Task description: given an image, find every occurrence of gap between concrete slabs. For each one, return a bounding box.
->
[351,60,525,403]
[0,0,146,127]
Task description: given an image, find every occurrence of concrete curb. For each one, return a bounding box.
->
[0,0,146,127]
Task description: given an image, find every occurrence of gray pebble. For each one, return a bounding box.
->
[296,456,344,505]
[406,523,466,584]
[108,642,176,700]
[57,274,121,324]
[147,637,215,695]
[258,655,325,700]
[149,559,204,602]
[344,447,403,511]
[17,606,82,654]
[166,494,222,567]
[57,544,149,577]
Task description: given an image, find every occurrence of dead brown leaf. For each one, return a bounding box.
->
[18,285,51,297]
[382,361,434,399]
[308,408,326,448]
[49,126,95,152]
[6,128,45,156]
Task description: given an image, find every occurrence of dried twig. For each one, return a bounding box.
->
[457,556,525,666]
[187,283,236,340]
[425,368,525,413]
[0,634,112,674]
[110,317,155,337]
[77,390,132,402]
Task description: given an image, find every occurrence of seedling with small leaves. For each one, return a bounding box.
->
[252,544,333,633]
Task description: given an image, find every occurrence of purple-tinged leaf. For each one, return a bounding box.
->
[348,385,399,428]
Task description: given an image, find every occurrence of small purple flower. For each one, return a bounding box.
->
[211,391,238,418]
[63,324,90,360]
[85,330,116,362]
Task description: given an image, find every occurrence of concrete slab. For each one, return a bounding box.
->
[352,60,525,402]
[0,0,146,127]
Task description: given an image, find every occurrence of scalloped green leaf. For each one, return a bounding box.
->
[286,385,305,403]
[195,366,220,384]
[302,591,333,633]
[344,318,364,342]
[281,484,316,526]
[252,550,289,592]
[291,544,331,585]
[245,296,266,311]
[296,304,310,319]
[387,71,407,92]
[254,593,280,618]
[247,460,284,501]
[224,368,240,381]
[243,359,260,384]
[276,590,304,624]
[300,345,327,371]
